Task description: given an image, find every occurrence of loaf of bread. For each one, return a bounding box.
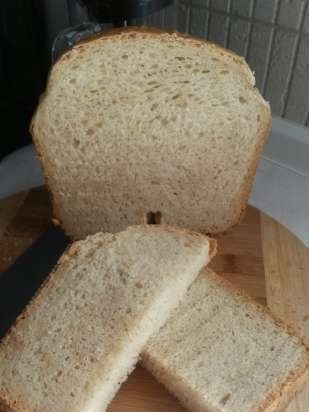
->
[31,27,271,240]
[0,225,215,412]
[143,269,309,412]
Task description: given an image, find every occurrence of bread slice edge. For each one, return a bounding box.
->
[142,269,309,412]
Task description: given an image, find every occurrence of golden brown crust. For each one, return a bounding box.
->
[118,224,217,266]
[71,26,250,67]
[30,117,69,237]
[55,26,252,79]
[207,98,271,239]
[237,103,272,227]
[0,389,34,412]
[131,224,217,261]
[259,368,309,412]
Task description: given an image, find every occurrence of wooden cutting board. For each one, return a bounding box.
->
[0,187,308,412]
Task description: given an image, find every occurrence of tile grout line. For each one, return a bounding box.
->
[186,0,192,34]
[305,109,309,127]
[172,0,178,30]
[281,1,309,118]
[161,4,166,28]
[202,0,210,39]
[66,0,73,27]
[244,0,256,60]
[224,0,233,49]
[261,0,281,97]
[206,0,212,39]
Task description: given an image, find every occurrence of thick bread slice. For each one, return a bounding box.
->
[31,27,271,240]
[0,225,216,412]
[143,269,309,412]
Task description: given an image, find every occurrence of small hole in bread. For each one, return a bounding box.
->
[86,128,94,136]
[239,96,246,103]
[73,139,80,148]
[146,211,162,225]
[220,393,231,405]
[151,103,158,111]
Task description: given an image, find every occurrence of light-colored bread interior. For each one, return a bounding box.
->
[0,225,214,412]
[32,28,271,239]
[143,269,309,412]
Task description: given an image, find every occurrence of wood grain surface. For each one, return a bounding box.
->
[0,187,308,412]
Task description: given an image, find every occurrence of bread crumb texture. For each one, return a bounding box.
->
[0,225,213,412]
[32,29,271,239]
[143,269,309,412]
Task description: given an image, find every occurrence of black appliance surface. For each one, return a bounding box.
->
[81,0,173,24]
[0,227,69,338]
[0,1,48,159]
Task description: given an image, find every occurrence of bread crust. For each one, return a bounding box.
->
[31,26,271,239]
[143,269,309,412]
[29,116,65,232]
[188,269,309,412]
[206,270,309,412]
[234,102,272,236]
[0,390,31,412]
[56,25,253,67]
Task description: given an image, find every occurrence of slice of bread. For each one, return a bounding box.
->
[143,269,309,412]
[31,27,271,240]
[0,225,216,412]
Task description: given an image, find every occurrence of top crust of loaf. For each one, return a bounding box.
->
[31,27,271,239]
